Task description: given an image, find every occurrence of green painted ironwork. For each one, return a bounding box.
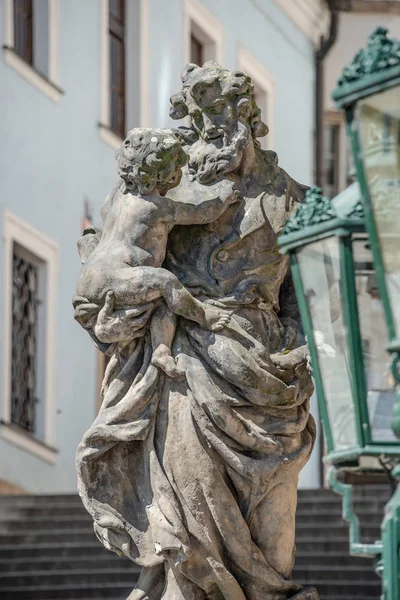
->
[328,466,383,558]
[333,27,400,108]
[340,237,372,446]
[289,255,335,454]
[282,186,335,235]
[280,186,400,463]
[346,113,397,343]
[280,27,400,599]
[380,485,400,600]
[333,26,400,443]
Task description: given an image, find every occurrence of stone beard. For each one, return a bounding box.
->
[74,60,318,600]
[188,119,251,184]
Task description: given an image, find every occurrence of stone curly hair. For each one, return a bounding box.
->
[169,61,269,147]
[116,128,188,194]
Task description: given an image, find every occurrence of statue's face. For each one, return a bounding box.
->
[187,80,237,145]
[185,80,252,184]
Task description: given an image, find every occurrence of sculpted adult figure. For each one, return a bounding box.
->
[75,62,318,600]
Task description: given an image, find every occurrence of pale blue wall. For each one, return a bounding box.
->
[146,0,315,186]
[0,0,117,492]
[0,0,318,492]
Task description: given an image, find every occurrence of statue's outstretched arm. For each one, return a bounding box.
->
[171,180,240,225]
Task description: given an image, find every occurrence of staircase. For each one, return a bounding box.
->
[0,486,391,599]
[0,494,139,599]
[293,485,390,600]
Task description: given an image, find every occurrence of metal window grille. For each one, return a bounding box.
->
[13,0,33,65]
[109,0,125,137]
[11,250,39,434]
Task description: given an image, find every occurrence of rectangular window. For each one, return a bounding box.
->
[109,0,125,137]
[237,46,275,151]
[13,0,33,65]
[2,212,58,462]
[323,123,340,198]
[11,246,42,434]
[190,34,203,65]
[5,0,61,102]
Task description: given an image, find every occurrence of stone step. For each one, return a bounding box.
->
[0,568,140,587]
[0,516,93,532]
[0,582,134,600]
[295,580,381,594]
[293,564,379,582]
[295,522,380,536]
[0,495,82,506]
[294,537,363,552]
[0,542,110,560]
[0,530,97,546]
[0,555,129,573]
[294,552,375,567]
[0,505,90,519]
[295,511,383,524]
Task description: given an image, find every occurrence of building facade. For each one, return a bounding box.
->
[323,1,400,198]
[0,0,329,493]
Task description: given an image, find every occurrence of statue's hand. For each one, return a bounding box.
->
[95,291,155,343]
[219,179,241,205]
[304,331,336,375]
[270,346,308,372]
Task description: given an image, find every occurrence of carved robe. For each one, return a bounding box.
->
[76,149,316,600]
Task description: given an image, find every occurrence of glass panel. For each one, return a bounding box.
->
[353,235,397,443]
[357,86,400,336]
[297,237,357,451]
[13,0,33,64]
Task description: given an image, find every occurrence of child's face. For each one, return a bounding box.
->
[157,161,182,195]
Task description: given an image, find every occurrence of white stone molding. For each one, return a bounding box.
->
[3,0,63,103]
[272,0,331,47]
[140,0,150,127]
[183,0,225,65]
[237,45,276,151]
[99,0,111,131]
[2,211,59,461]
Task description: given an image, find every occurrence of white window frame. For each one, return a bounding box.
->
[1,211,59,463]
[183,0,224,65]
[237,45,276,151]
[3,0,62,104]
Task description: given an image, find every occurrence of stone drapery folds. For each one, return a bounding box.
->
[74,61,318,600]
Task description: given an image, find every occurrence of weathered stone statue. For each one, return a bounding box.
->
[74,62,318,600]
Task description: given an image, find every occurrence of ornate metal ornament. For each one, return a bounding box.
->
[333,27,400,107]
[338,27,400,87]
[282,186,336,235]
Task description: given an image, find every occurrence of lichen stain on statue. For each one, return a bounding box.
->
[73,61,319,600]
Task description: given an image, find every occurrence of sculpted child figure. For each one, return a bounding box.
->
[74,128,237,378]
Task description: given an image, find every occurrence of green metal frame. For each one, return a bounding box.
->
[333,27,400,439]
[289,255,335,454]
[381,485,400,600]
[280,199,400,463]
[340,235,371,445]
[328,466,383,558]
[345,109,398,346]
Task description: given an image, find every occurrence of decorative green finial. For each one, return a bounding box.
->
[346,198,364,220]
[282,186,336,235]
[336,27,400,89]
